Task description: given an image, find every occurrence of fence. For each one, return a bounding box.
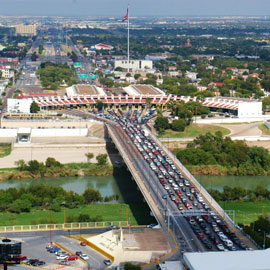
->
[0,221,128,233]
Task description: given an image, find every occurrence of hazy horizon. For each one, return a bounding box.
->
[1,0,270,17]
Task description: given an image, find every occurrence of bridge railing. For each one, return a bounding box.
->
[0,221,128,233]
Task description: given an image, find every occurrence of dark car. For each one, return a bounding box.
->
[104,259,112,266]
[33,261,45,266]
[106,225,120,231]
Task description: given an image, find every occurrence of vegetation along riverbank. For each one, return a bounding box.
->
[174,132,270,176]
[0,155,113,181]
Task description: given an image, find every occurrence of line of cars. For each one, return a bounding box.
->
[110,109,250,252]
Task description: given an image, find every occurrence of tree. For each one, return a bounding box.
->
[155,116,170,131]
[171,119,186,131]
[96,154,108,165]
[83,188,102,203]
[30,101,40,113]
[85,152,94,163]
[28,160,42,173]
[45,157,62,168]
[134,73,141,80]
[124,263,142,270]
[15,159,27,171]
[96,100,107,111]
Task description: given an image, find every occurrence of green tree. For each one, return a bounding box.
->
[124,263,142,270]
[134,73,141,80]
[15,159,27,171]
[45,157,62,168]
[171,119,186,131]
[85,152,94,163]
[96,154,108,165]
[30,101,40,113]
[96,100,107,111]
[155,116,170,131]
[83,188,102,203]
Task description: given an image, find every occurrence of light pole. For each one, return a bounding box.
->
[258,229,266,249]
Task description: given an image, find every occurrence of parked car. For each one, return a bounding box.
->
[80,241,87,246]
[104,259,112,266]
[80,254,89,260]
[59,260,71,266]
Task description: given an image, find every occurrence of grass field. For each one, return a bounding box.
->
[222,201,270,225]
[258,124,270,135]
[160,124,230,138]
[0,143,11,158]
[0,203,155,227]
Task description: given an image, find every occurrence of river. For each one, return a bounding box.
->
[0,175,269,198]
[0,176,126,202]
[196,175,270,191]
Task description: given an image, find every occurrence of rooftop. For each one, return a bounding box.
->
[184,249,270,270]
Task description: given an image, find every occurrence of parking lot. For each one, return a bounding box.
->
[0,232,107,270]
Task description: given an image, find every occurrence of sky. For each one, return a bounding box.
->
[1,0,270,17]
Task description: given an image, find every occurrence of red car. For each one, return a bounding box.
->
[13,255,27,261]
[159,179,165,184]
[176,191,182,196]
[198,233,205,239]
[80,242,87,246]
[65,255,78,261]
[174,199,180,204]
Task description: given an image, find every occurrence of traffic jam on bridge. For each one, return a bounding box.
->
[102,108,251,253]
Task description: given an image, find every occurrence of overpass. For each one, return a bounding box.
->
[105,117,258,253]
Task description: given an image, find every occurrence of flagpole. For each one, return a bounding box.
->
[127,3,130,73]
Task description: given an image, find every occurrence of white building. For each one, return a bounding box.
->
[185,71,198,81]
[0,66,14,79]
[184,249,270,270]
[115,60,153,72]
[7,98,32,114]
[238,101,262,117]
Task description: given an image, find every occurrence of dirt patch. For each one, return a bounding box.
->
[129,229,171,251]
[246,141,270,149]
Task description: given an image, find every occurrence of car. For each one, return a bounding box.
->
[25,259,39,265]
[33,261,45,266]
[65,255,78,261]
[80,241,87,246]
[106,225,120,231]
[80,254,89,260]
[75,251,83,256]
[104,259,112,266]
[59,260,71,266]
[56,254,68,260]
[13,255,27,261]
[147,224,157,228]
[217,244,225,251]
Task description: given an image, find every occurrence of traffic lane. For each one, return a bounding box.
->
[58,235,107,270]
[134,159,205,252]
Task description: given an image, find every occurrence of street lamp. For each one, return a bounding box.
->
[258,229,266,249]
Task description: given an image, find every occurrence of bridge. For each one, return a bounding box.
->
[104,114,258,253]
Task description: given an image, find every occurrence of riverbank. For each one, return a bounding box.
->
[0,163,113,181]
[187,164,270,176]
[0,203,155,226]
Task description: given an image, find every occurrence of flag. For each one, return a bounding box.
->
[122,8,129,22]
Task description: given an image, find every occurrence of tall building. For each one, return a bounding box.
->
[15,24,36,36]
